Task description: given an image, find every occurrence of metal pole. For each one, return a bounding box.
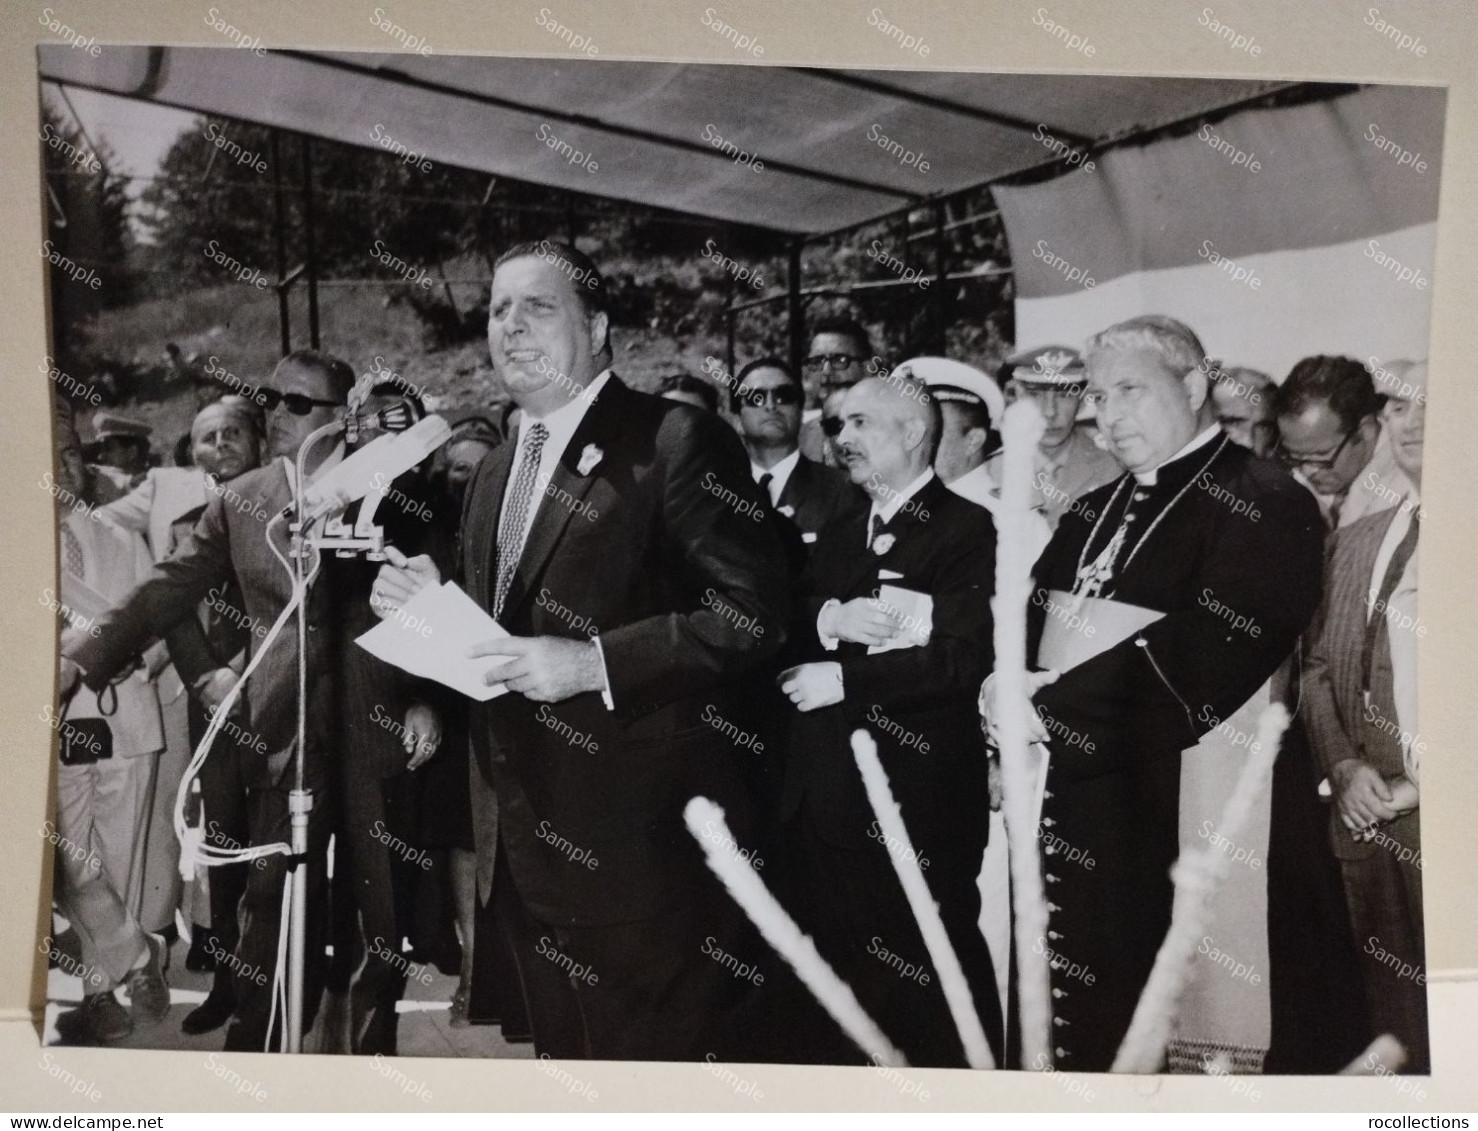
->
[786,241,803,379]
[285,496,312,1054]
[270,130,291,355]
[300,134,320,349]
[931,201,947,355]
[724,226,736,379]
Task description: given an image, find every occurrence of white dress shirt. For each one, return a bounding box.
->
[751,448,801,507]
[498,369,615,707]
[499,369,612,559]
[817,468,936,650]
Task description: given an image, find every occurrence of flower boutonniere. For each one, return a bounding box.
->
[871,533,896,556]
[577,443,604,477]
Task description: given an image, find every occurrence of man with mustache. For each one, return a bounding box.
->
[985,315,1324,1069]
[775,372,1003,1068]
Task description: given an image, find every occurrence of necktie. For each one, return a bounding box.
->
[1361,509,1419,695]
[61,522,84,578]
[869,513,886,552]
[758,472,774,507]
[493,422,549,621]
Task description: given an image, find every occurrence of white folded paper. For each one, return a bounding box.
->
[868,584,934,655]
[354,581,514,701]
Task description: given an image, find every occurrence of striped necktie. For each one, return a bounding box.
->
[493,422,549,621]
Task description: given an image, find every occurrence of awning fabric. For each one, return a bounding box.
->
[38,44,1288,235]
[997,83,1446,376]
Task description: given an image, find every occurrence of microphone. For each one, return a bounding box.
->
[299,414,452,523]
[344,399,420,446]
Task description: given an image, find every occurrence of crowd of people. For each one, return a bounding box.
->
[47,239,1427,1075]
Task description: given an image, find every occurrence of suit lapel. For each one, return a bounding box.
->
[502,378,625,618]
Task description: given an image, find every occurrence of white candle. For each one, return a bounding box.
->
[1111,703,1288,1073]
[850,730,995,1069]
[991,397,1055,1069]
[683,797,907,1067]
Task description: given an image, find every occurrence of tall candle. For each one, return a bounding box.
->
[683,796,907,1067]
[991,397,1055,1068]
[851,730,995,1069]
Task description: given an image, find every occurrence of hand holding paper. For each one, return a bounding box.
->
[355,579,514,701]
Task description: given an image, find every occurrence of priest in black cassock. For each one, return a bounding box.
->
[994,316,1324,1070]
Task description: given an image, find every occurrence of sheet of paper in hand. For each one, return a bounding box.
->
[355,580,513,701]
[868,584,934,655]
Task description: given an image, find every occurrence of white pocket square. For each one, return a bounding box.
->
[878,569,905,580]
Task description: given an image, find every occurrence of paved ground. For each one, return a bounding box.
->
[40,927,535,1061]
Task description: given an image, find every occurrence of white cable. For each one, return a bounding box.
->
[266,867,294,1052]
[171,510,323,866]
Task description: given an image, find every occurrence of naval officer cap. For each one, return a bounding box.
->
[891,357,1004,429]
[1000,345,1088,392]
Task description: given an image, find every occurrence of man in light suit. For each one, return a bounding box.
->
[61,350,357,1051]
[1303,359,1428,1073]
[775,372,1004,1068]
[373,240,791,1061]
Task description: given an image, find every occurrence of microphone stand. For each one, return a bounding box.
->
[280,421,390,1053]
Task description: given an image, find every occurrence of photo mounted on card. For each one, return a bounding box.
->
[34,31,1442,1085]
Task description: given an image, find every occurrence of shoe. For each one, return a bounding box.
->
[123,933,170,1025]
[185,926,219,973]
[81,991,133,1043]
[181,983,236,1035]
[449,985,470,1028]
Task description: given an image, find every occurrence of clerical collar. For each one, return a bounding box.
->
[870,468,935,527]
[1133,425,1222,486]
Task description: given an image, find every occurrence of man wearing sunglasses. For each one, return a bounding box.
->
[1272,355,1412,531]
[61,349,357,1051]
[734,357,863,552]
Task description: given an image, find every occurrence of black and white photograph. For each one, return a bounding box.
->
[14,0,1463,1111]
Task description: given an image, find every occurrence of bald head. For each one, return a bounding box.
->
[835,375,940,497]
[191,395,262,480]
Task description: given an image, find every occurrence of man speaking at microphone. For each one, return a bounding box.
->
[59,349,361,1051]
[371,241,791,1060]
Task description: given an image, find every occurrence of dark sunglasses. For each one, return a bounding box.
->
[820,415,845,438]
[257,389,341,415]
[737,385,803,409]
[805,353,860,373]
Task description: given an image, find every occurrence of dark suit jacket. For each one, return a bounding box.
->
[70,461,345,791]
[460,376,791,927]
[780,474,997,874]
[775,455,866,547]
[1302,506,1416,861]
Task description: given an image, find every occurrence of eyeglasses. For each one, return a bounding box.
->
[820,415,845,438]
[1274,427,1359,471]
[737,385,802,409]
[805,353,860,373]
[257,389,341,415]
